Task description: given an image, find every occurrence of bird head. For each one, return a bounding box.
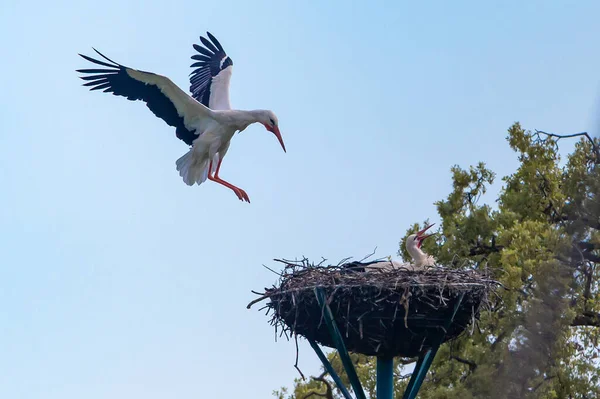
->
[406,223,436,253]
[259,110,286,153]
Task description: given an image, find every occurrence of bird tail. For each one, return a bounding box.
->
[176,149,215,186]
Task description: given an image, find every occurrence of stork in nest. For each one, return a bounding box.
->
[348,223,437,273]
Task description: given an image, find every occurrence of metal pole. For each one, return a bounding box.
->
[314,287,368,399]
[308,339,354,399]
[402,349,435,399]
[402,292,467,399]
[377,357,394,399]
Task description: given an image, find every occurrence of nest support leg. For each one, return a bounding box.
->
[309,289,465,399]
[309,339,354,399]
[377,357,394,399]
[401,292,466,399]
[313,287,368,399]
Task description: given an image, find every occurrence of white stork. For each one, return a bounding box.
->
[403,223,436,269]
[363,223,437,272]
[76,32,286,203]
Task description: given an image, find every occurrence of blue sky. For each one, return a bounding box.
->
[1,1,599,398]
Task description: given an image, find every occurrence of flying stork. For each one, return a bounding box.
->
[76,32,286,203]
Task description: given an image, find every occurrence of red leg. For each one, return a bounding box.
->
[214,159,250,203]
[207,160,250,203]
[207,161,242,200]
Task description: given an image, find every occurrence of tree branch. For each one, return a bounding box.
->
[571,311,600,327]
[491,330,509,351]
[302,392,327,399]
[469,244,504,256]
[583,264,594,302]
[301,372,334,399]
[450,355,478,372]
[555,213,600,230]
[531,375,556,393]
[576,241,600,252]
[535,130,599,158]
[580,251,600,264]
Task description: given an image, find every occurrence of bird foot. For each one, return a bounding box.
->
[209,172,251,203]
[232,187,250,203]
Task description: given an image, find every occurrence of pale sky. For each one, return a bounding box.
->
[1,1,600,398]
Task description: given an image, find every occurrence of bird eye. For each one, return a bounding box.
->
[269,118,275,125]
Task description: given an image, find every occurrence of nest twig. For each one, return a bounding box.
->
[249,258,500,358]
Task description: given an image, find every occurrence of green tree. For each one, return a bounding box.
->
[273,123,600,399]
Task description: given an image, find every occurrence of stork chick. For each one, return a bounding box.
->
[362,223,437,272]
[403,223,436,270]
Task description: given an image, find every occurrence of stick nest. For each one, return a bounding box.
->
[249,258,500,358]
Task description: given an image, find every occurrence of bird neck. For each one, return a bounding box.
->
[232,110,266,131]
[407,245,426,263]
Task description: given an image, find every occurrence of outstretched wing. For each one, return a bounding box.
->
[77,49,213,146]
[189,32,233,110]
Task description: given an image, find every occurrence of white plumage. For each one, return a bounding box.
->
[207,66,233,110]
[365,223,437,272]
[77,33,285,203]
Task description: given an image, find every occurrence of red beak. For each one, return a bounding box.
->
[415,223,435,248]
[265,124,286,153]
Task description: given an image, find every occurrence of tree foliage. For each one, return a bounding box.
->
[273,123,600,398]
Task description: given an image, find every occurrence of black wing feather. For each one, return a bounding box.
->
[191,54,212,62]
[188,31,233,107]
[206,32,224,52]
[78,53,116,68]
[192,44,214,57]
[199,36,219,54]
[91,82,112,91]
[76,51,198,146]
